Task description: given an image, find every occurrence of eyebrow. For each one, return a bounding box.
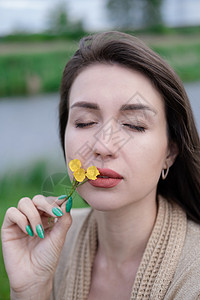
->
[70,101,156,114]
[120,103,156,114]
[70,101,100,110]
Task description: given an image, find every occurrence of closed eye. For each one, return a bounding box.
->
[75,122,97,128]
[122,123,146,132]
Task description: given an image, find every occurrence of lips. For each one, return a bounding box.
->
[88,168,123,188]
[97,168,123,179]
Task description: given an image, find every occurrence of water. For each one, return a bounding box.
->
[0,82,200,176]
[0,93,65,176]
[185,82,200,130]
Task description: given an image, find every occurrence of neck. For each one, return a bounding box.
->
[94,195,157,267]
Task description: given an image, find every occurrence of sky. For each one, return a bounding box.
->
[0,0,200,35]
[0,0,110,35]
[162,0,200,26]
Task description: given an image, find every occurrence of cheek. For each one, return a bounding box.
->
[124,132,168,171]
[64,127,93,163]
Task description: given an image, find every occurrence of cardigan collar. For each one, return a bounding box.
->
[65,196,187,300]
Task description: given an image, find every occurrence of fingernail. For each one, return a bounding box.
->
[66,196,72,213]
[26,225,34,237]
[36,224,45,239]
[52,207,63,217]
[58,195,67,200]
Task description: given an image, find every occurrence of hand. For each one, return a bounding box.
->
[1,194,72,299]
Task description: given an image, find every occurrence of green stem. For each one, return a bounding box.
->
[77,178,89,187]
[68,187,75,198]
[67,177,89,199]
[68,178,78,198]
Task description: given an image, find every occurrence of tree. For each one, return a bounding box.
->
[143,0,163,27]
[47,2,83,34]
[106,0,163,29]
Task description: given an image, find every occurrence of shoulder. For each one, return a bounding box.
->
[180,219,200,267]
[165,219,200,299]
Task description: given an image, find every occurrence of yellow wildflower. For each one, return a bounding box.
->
[86,166,100,180]
[73,168,86,182]
[69,159,81,172]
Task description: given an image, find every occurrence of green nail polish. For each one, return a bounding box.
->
[58,195,67,200]
[36,224,45,239]
[26,225,34,237]
[66,196,72,213]
[52,207,63,217]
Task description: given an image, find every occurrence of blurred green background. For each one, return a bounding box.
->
[0,161,89,299]
[0,28,200,98]
[1,0,200,298]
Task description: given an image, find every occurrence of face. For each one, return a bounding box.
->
[64,63,173,211]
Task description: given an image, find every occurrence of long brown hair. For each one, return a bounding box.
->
[59,31,200,223]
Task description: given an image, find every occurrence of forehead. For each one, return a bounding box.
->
[69,63,164,114]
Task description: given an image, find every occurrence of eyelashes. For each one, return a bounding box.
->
[122,123,146,132]
[75,122,97,128]
[75,122,146,132]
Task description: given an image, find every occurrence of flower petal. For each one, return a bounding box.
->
[73,168,86,182]
[69,159,81,172]
[86,166,100,180]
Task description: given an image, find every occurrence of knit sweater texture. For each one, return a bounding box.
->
[50,196,200,299]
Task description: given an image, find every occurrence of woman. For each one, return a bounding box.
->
[1,31,200,300]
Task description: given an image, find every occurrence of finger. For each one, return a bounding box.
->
[48,204,72,251]
[45,195,71,210]
[61,196,72,213]
[44,195,68,207]
[17,197,45,238]
[42,216,58,231]
[41,195,72,217]
[54,195,69,206]
[32,195,64,217]
[40,197,73,252]
[2,207,29,235]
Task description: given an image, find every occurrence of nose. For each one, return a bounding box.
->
[93,140,116,160]
[92,120,119,160]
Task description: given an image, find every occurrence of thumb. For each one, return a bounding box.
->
[48,199,72,252]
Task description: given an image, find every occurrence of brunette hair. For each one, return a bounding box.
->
[59,31,200,223]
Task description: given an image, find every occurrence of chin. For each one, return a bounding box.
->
[76,183,126,211]
[88,201,121,212]
[80,193,122,211]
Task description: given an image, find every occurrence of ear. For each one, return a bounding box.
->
[164,142,179,169]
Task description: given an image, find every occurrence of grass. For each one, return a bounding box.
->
[0,32,200,98]
[0,43,77,97]
[151,42,200,82]
[0,160,88,299]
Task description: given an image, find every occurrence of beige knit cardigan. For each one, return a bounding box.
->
[50,196,200,299]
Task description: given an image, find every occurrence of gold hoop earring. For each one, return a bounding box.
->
[162,166,169,180]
